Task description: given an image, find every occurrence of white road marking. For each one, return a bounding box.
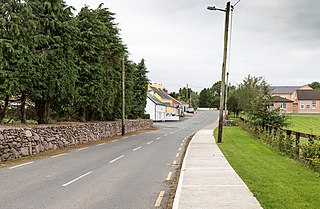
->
[156,137,161,140]
[155,191,165,207]
[9,162,34,169]
[77,147,88,151]
[133,146,142,151]
[62,171,92,187]
[147,141,153,145]
[51,153,66,158]
[179,147,182,151]
[166,172,173,181]
[109,155,124,163]
[122,137,128,139]
[182,140,185,143]
[180,143,183,146]
[111,140,118,143]
[172,160,177,166]
[164,134,168,137]
[96,143,106,146]
[176,153,179,158]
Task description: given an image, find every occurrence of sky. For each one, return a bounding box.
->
[65,0,320,93]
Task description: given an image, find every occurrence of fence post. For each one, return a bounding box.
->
[295,132,300,157]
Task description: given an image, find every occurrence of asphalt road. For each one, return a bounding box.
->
[0,110,218,209]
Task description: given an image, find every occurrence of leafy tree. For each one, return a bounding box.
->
[309,81,320,90]
[237,75,288,127]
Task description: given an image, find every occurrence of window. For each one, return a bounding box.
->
[312,100,317,109]
[306,101,311,109]
[300,101,305,109]
[293,103,297,109]
[280,103,286,110]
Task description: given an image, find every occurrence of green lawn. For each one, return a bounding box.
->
[288,115,320,135]
[215,126,320,209]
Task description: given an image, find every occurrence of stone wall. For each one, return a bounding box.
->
[0,120,152,162]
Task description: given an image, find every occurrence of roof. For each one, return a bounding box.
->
[271,96,293,103]
[147,93,165,106]
[296,90,320,100]
[150,86,173,100]
[271,86,301,94]
[179,100,189,105]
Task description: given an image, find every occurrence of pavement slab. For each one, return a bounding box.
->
[173,121,263,209]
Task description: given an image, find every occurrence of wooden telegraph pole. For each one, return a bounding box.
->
[217,1,231,143]
[121,57,125,136]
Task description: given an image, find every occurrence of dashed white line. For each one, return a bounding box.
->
[109,155,125,163]
[62,171,92,187]
[166,172,173,181]
[172,160,177,166]
[51,153,66,158]
[122,137,128,139]
[178,147,182,151]
[96,143,106,146]
[180,143,183,146]
[176,153,180,158]
[147,141,153,145]
[133,146,142,152]
[156,137,162,140]
[111,140,118,143]
[182,140,185,143]
[164,134,168,137]
[77,147,88,151]
[155,191,165,207]
[9,162,34,169]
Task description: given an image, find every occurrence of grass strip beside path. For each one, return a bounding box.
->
[215,126,320,209]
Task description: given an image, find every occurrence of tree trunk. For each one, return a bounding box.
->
[85,108,94,121]
[35,100,49,124]
[0,95,9,124]
[20,93,27,124]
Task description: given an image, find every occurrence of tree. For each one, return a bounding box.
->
[309,81,320,90]
[237,75,288,127]
[0,0,35,123]
[26,0,79,124]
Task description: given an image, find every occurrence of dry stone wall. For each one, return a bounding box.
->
[0,120,152,162]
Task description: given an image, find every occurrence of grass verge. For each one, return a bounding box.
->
[215,126,320,209]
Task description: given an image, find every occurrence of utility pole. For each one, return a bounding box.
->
[121,57,125,136]
[186,84,189,104]
[225,72,229,120]
[208,2,231,143]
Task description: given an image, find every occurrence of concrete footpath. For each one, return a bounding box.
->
[172,121,263,209]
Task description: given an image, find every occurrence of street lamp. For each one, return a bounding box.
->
[207,2,231,143]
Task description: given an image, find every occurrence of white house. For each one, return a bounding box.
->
[146,93,166,121]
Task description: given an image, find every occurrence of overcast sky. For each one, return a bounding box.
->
[65,0,320,92]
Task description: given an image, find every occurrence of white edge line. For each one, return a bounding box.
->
[133,146,142,151]
[9,161,34,169]
[51,153,66,158]
[62,171,92,187]
[147,141,153,145]
[176,153,179,158]
[77,147,88,151]
[109,155,124,163]
[97,143,106,146]
[172,131,193,209]
[178,147,182,151]
[122,137,128,139]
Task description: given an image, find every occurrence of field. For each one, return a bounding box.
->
[288,115,320,135]
[215,126,320,209]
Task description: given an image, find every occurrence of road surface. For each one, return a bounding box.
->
[0,110,218,209]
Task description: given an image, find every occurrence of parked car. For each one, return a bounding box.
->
[187,107,194,113]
